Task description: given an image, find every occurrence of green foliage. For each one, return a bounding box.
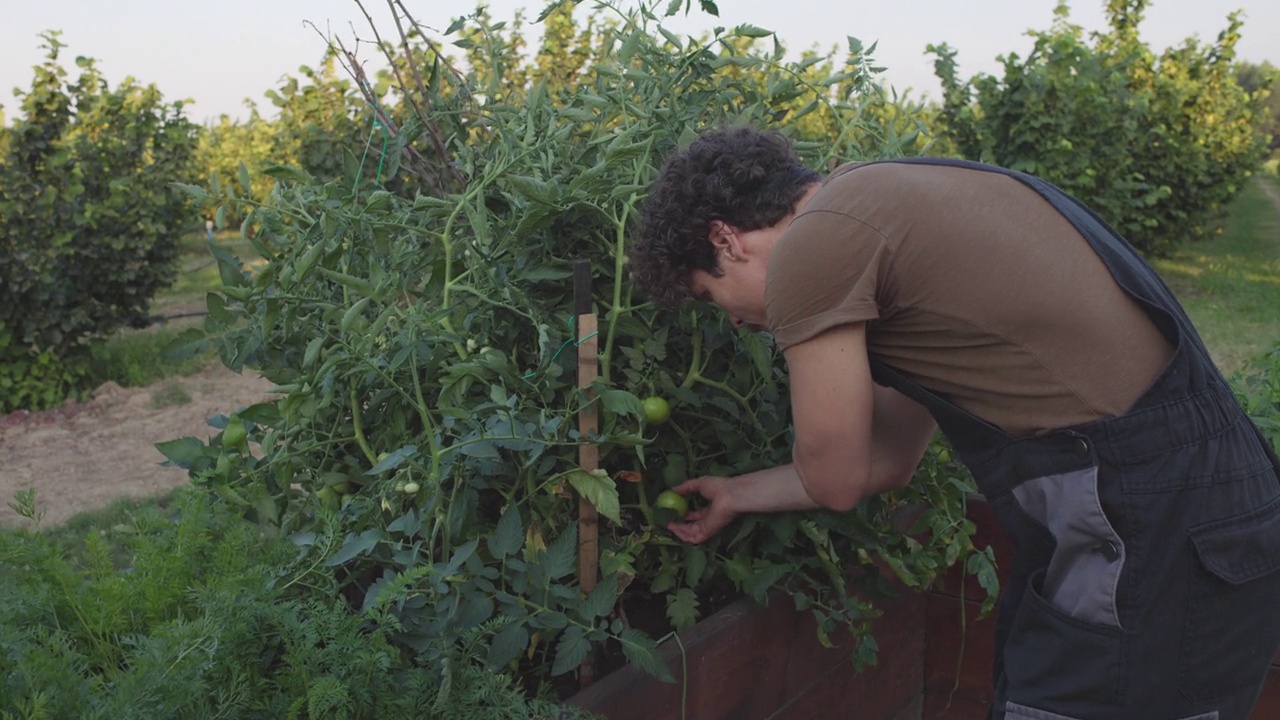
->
[194,112,279,226]
[1232,343,1280,454]
[928,0,1267,257]
[266,50,375,186]
[1235,60,1279,160]
[86,327,214,389]
[165,1,992,694]
[195,49,375,230]
[0,325,89,413]
[0,489,594,719]
[0,32,199,411]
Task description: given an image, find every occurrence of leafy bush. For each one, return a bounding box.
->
[1235,61,1278,161]
[195,49,376,228]
[0,489,593,719]
[928,0,1267,257]
[0,32,198,412]
[0,326,88,414]
[164,3,992,696]
[1232,343,1280,453]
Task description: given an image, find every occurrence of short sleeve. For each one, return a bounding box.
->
[765,209,893,352]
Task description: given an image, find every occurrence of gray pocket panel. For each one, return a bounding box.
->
[1011,466,1124,628]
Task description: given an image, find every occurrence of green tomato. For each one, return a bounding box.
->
[936,447,952,465]
[316,486,340,511]
[654,489,689,517]
[402,481,421,494]
[642,396,671,425]
[223,417,248,450]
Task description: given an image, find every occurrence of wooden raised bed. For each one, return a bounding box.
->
[568,497,1280,719]
[565,585,926,720]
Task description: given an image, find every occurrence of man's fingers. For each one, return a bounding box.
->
[667,521,708,544]
[670,478,704,494]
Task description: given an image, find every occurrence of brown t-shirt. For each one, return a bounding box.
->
[765,161,1175,437]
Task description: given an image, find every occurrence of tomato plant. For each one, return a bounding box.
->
[161,0,993,694]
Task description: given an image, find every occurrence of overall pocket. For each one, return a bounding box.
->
[1003,569,1124,715]
[1178,495,1280,703]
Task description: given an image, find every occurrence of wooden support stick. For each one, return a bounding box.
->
[574,259,600,688]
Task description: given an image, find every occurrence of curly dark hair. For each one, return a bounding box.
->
[629,126,821,306]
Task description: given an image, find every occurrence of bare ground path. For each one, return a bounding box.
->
[0,364,276,528]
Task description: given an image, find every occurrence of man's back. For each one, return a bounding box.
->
[765,160,1175,436]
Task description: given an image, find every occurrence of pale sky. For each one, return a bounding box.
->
[1,0,1276,125]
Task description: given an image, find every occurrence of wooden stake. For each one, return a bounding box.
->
[574,259,600,687]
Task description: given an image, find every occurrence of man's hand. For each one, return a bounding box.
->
[665,476,738,544]
[664,464,826,544]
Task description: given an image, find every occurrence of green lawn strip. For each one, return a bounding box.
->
[1151,176,1280,374]
[91,229,261,387]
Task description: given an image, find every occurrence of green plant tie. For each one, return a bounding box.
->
[354,118,389,192]
[521,315,598,380]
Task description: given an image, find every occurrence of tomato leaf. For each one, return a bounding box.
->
[366,445,417,475]
[567,468,621,525]
[551,626,589,676]
[743,563,789,604]
[666,587,700,632]
[155,437,207,469]
[682,545,709,588]
[579,574,619,619]
[620,628,673,682]
[600,388,644,420]
[490,504,523,559]
[487,621,530,670]
[544,526,577,580]
[732,23,772,38]
[324,529,383,567]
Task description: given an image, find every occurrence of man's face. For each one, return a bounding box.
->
[688,235,770,332]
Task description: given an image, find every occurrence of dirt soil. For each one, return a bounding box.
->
[0,364,276,528]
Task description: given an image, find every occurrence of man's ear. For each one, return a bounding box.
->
[707,220,743,261]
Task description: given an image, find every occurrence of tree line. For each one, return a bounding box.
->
[0,0,1275,414]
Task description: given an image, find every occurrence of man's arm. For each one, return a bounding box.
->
[786,322,936,510]
[666,323,937,543]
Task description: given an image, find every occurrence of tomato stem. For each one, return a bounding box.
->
[349,389,376,466]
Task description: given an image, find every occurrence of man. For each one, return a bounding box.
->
[627,125,1280,720]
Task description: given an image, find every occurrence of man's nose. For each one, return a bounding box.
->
[729,316,745,329]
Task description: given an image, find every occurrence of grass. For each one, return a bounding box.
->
[149,229,260,318]
[151,379,193,407]
[88,326,213,388]
[1151,175,1280,375]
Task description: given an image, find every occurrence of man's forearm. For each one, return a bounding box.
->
[725,388,936,516]
[723,463,826,515]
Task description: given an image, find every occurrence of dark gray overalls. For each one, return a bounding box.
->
[866,159,1280,720]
